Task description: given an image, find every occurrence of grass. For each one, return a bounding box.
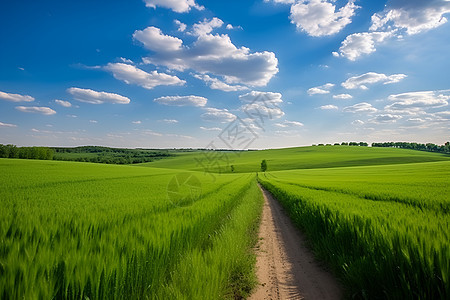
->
[0,159,263,299]
[138,146,450,173]
[258,161,450,299]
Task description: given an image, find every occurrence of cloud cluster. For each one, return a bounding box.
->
[369,114,402,123]
[333,93,353,99]
[143,0,204,13]
[342,72,407,89]
[385,91,449,115]
[319,104,338,110]
[105,63,185,89]
[15,106,56,115]
[307,83,334,95]
[68,87,130,104]
[290,0,360,37]
[154,95,207,107]
[335,0,450,60]
[274,120,304,128]
[134,22,278,87]
[0,91,34,102]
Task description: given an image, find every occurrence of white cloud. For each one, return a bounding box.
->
[351,119,364,125]
[68,87,130,104]
[333,93,353,99]
[104,63,185,89]
[290,0,360,37]
[161,119,179,123]
[191,17,224,36]
[174,20,187,32]
[133,27,183,52]
[226,24,242,30]
[15,106,56,115]
[370,0,450,35]
[385,91,449,114]
[55,99,72,107]
[307,83,334,95]
[136,26,278,87]
[369,114,402,123]
[200,126,222,131]
[343,102,378,113]
[319,104,338,110]
[67,114,77,118]
[0,121,17,128]
[239,91,285,119]
[132,120,142,124]
[274,120,304,128]
[193,74,248,92]
[335,31,394,61]
[201,107,237,123]
[89,120,98,123]
[154,95,207,107]
[0,91,34,102]
[143,0,204,13]
[342,72,407,89]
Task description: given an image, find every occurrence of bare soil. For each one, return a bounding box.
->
[249,185,342,300]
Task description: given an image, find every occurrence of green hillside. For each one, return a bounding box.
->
[138,146,450,172]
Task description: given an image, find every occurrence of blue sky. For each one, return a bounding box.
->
[1,0,449,148]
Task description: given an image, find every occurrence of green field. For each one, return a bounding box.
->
[139,146,450,173]
[1,146,449,299]
[0,159,263,299]
[258,161,450,299]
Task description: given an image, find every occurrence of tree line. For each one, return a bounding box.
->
[372,142,450,154]
[0,144,54,160]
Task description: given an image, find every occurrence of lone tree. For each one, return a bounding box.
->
[260,159,267,172]
[230,165,235,173]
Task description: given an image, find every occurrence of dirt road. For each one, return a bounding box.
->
[249,185,342,300]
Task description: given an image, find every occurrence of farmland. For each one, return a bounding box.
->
[258,161,450,299]
[1,146,449,299]
[0,159,263,299]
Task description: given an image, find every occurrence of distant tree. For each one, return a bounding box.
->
[260,160,267,172]
[341,142,348,146]
[334,143,340,146]
[230,165,235,172]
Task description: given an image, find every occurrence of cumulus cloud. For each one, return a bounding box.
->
[370,0,450,35]
[290,0,360,37]
[333,93,353,99]
[343,102,378,113]
[132,120,142,124]
[239,91,285,120]
[174,20,187,32]
[55,99,72,107]
[0,91,34,102]
[104,63,185,89]
[201,107,237,123]
[193,74,248,92]
[191,17,224,36]
[143,0,204,13]
[369,114,402,123]
[320,104,338,110]
[133,27,183,52]
[154,95,207,107]
[335,31,394,61]
[342,72,407,89]
[135,25,278,87]
[274,120,304,128]
[307,83,334,95]
[0,121,17,127]
[68,87,130,104]
[15,106,56,115]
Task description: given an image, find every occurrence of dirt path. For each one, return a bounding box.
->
[249,185,342,300]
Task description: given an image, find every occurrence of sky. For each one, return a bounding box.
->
[1,0,449,149]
